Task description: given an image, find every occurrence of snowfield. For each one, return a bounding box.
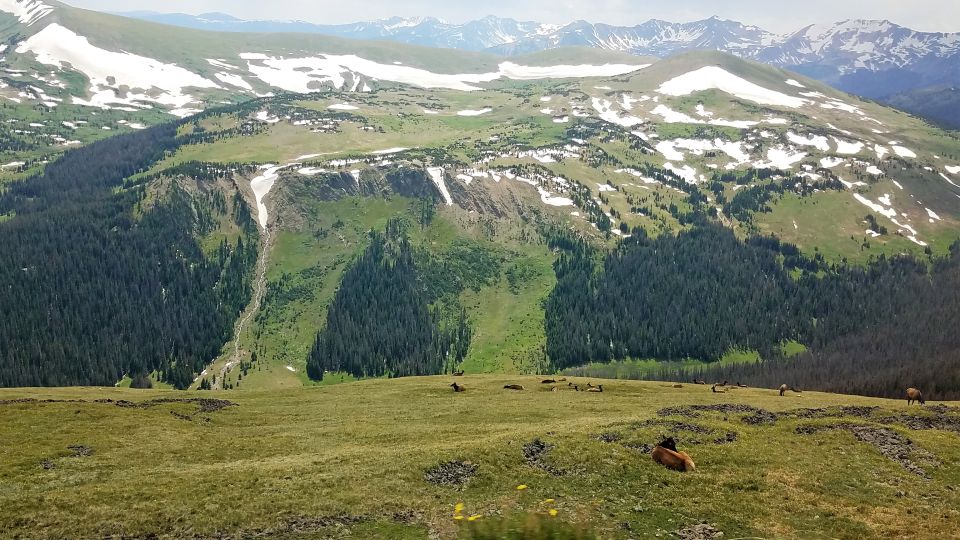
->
[593,98,644,127]
[427,167,453,205]
[0,0,52,26]
[787,131,830,152]
[17,24,218,114]
[215,72,253,91]
[833,137,864,155]
[657,66,808,108]
[250,165,288,229]
[759,147,807,169]
[457,108,492,116]
[892,145,917,159]
[240,53,648,93]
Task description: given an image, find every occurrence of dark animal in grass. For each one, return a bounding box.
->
[907,387,925,405]
[586,385,603,393]
[673,384,683,388]
[558,377,567,382]
[541,379,557,384]
[450,382,466,393]
[692,378,706,385]
[453,370,465,377]
[503,384,525,391]
[651,437,696,472]
[737,382,748,388]
[712,384,726,393]
[779,384,789,396]
[587,382,595,389]
[551,386,559,392]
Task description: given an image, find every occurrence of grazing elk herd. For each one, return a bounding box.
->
[447,370,932,474]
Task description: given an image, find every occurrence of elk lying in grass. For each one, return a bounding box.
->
[586,385,603,393]
[651,437,695,472]
[907,387,925,405]
[503,384,525,391]
[453,370,465,377]
[450,382,466,393]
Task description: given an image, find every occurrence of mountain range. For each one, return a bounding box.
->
[122,12,960,106]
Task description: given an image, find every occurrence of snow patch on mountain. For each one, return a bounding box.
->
[892,145,917,158]
[427,167,453,205]
[759,147,807,169]
[215,72,252,90]
[593,98,644,127]
[16,24,218,115]
[787,131,830,152]
[833,137,864,155]
[240,53,647,92]
[457,108,492,116]
[0,0,52,26]
[657,66,808,108]
[250,164,288,229]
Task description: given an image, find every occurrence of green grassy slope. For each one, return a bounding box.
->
[1,378,958,539]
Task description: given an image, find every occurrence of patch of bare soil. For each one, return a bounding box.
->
[658,404,778,425]
[523,438,565,475]
[635,419,714,435]
[796,423,939,478]
[423,460,478,487]
[68,444,93,458]
[1,398,237,416]
[594,432,622,443]
[676,522,725,539]
[713,432,738,444]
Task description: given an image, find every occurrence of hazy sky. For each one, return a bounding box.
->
[66,0,960,34]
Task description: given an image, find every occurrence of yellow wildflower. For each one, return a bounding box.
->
[548,508,558,517]
[454,515,465,521]
[544,498,555,504]
[468,515,482,521]
[454,502,465,514]
[516,484,528,490]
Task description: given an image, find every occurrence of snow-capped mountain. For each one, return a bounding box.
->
[119,12,552,52]
[487,17,777,57]
[120,11,960,99]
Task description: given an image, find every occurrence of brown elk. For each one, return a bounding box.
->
[586,385,603,393]
[651,437,696,472]
[906,387,925,405]
[541,379,557,384]
[450,382,466,393]
[503,384,525,391]
[779,384,789,396]
[453,370,465,377]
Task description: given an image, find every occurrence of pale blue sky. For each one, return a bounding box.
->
[67,0,960,33]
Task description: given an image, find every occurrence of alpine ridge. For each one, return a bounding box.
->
[120,11,960,99]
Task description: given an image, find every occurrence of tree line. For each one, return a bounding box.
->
[306,218,472,380]
[544,223,960,399]
[0,119,258,389]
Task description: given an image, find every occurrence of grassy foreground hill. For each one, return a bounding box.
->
[2,378,959,539]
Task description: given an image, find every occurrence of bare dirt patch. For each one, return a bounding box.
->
[796,423,939,478]
[423,460,478,487]
[659,404,777,425]
[522,438,566,475]
[676,522,725,539]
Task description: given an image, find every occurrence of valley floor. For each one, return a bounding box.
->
[1,377,959,539]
